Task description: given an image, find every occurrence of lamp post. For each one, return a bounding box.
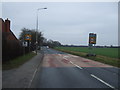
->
[36,7,47,54]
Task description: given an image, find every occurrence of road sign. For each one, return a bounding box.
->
[89,33,97,44]
[25,34,31,40]
[87,33,97,57]
[22,41,27,47]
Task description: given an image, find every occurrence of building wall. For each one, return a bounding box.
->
[1,18,23,62]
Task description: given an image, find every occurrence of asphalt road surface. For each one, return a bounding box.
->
[30,47,120,89]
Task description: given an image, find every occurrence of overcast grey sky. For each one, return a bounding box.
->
[2,2,118,46]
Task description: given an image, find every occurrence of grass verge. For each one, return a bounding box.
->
[3,52,36,70]
[54,48,120,68]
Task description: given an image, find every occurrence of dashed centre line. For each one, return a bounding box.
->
[61,54,116,89]
[58,54,61,56]
[91,74,115,89]
[69,61,83,69]
[63,56,83,69]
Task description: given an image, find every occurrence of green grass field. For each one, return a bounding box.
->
[55,47,119,58]
[54,47,120,67]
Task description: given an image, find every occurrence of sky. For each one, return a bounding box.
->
[2,2,118,46]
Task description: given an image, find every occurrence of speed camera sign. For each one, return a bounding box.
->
[89,33,97,44]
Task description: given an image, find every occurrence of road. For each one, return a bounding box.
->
[30,47,119,89]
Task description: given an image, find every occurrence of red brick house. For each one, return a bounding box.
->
[1,18,23,61]
[0,18,19,41]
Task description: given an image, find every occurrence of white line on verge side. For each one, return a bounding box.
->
[91,74,115,89]
[27,68,38,88]
[27,56,42,88]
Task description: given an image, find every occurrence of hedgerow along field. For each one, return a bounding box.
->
[55,47,118,58]
[54,47,120,67]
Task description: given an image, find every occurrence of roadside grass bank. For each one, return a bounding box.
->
[54,48,120,68]
[55,47,118,58]
[3,52,36,70]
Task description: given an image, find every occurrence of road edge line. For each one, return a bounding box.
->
[27,52,44,88]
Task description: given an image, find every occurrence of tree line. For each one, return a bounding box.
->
[19,28,61,50]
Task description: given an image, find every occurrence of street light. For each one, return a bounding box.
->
[36,7,47,54]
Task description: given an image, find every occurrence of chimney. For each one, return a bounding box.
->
[5,18,10,32]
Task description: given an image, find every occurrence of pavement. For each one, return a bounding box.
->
[2,51,44,88]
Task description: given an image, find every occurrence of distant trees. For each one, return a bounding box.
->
[43,39,61,48]
[19,28,62,50]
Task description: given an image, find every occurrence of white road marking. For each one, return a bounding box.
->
[63,56,69,60]
[74,64,83,69]
[28,68,38,88]
[63,57,83,69]
[58,54,61,56]
[91,74,115,89]
[63,56,69,58]
[71,55,79,58]
[69,61,74,64]
[63,57,67,60]
[62,55,116,89]
[69,61,83,69]
[28,59,42,88]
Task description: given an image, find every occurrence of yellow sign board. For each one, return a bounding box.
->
[25,34,31,40]
[89,33,96,44]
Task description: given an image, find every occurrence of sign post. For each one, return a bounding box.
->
[87,33,97,56]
